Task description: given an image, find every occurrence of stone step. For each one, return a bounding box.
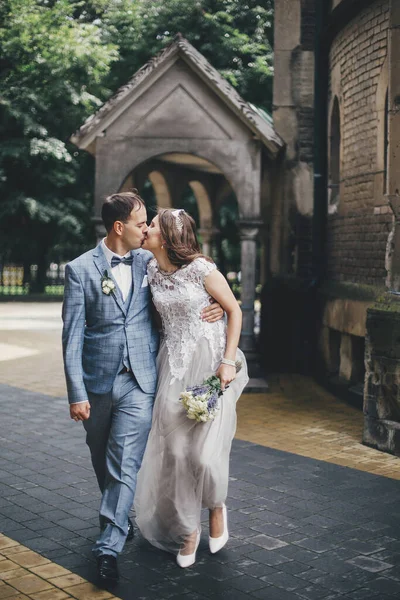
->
[244,377,269,393]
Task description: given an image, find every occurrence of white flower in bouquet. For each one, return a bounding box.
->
[179,362,242,424]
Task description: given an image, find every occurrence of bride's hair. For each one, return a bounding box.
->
[158,208,213,267]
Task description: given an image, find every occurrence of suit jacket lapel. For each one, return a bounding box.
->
[92,243,127,316]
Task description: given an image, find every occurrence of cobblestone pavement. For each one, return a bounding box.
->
[236,377,400,480]
[0,304,400,600]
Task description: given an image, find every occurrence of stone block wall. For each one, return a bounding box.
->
[363,303,400,456]
[272,0,316,277]
[326,0,392,286]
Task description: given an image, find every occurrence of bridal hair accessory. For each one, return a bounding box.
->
[180,361,242,423]
[171,209,185,233]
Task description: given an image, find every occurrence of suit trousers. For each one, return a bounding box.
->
[84,370,154,557]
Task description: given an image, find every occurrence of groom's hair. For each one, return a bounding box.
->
[102,191,145,232]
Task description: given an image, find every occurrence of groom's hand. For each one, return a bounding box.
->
[201,300,224,323]
[70,402,91,422]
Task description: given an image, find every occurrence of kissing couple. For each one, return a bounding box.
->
[62,191,248,584]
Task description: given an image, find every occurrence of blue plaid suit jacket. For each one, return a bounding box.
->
[62,243,159,404]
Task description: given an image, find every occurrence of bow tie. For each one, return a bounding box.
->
[111,255,133,268]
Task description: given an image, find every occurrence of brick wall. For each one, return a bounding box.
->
[326,0,391,286]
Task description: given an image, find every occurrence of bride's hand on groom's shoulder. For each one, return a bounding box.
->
[70,402,91,422]
[201,300,224,323]
[216,364,236,391]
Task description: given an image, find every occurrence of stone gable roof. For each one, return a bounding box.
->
[71,34,284,158]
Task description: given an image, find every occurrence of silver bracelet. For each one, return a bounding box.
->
[221,358,236,367]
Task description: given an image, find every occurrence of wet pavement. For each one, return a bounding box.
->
[0,304,399,600]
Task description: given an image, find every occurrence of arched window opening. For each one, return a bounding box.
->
[329,97,341,211]
[384,90,389,194]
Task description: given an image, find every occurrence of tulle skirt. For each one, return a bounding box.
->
[134,337,249,553]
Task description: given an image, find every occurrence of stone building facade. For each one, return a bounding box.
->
[272,0,400,455]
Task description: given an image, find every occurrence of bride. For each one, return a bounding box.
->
[134,208,248,567]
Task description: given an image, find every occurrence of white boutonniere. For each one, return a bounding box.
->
[101,270,116,296]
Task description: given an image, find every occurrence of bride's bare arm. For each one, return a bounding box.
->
[204,270,242,390]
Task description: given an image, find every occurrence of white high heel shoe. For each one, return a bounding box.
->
[176,528,201,568]
[209,504,229,554]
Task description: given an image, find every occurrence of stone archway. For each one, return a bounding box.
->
[120,153,238,263]
[70,35,284,359]
[97,143,262,354]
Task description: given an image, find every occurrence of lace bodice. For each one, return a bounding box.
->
[147,257,226,382]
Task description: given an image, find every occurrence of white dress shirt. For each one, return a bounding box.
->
[101,238,133,302]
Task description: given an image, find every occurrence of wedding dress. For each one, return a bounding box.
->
[134,257,249,553]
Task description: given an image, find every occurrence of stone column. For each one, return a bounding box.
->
[198,228,217,258]
[239,220,262,355]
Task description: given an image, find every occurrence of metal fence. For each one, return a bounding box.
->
[0,265,260,335]
[0,263,66,296]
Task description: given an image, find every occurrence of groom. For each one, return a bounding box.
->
[62,191,222,584]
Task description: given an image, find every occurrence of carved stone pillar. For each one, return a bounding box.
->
[239,220,262,355]
[199,228,216,258]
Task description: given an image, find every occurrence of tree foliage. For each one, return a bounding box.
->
[103,0,274,108]
[0,0,118,288]
[0,0,273,290]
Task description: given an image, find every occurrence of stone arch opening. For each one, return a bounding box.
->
[376,56,389,200]
[120,152,243,269]
[328,96,341,213]
[118,169,172,216]
[112,148,258,349]
[384,90,389,195]
[181,183,200,227]
[189,181,212,230]
[148,171,172,209]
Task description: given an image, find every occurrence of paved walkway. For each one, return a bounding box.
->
[0,303,400,600]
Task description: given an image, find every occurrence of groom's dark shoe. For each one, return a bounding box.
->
[127,518,134,541]
[96,555,119,585]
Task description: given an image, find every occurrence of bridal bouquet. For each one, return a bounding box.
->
[180,361,242,423]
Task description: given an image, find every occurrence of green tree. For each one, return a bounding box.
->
[0,0,117,290]
[104,0,274,111]
[0,0,273,292]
